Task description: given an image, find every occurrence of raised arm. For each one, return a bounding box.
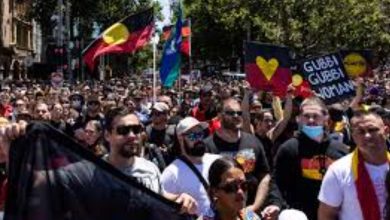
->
[268,86,294,143]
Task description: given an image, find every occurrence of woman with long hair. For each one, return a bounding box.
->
[83,120,107,157]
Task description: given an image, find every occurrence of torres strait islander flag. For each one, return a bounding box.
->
[82,8,154,71]
[162,20,190,56]
[160,5,183,88]
[245,42,292,97]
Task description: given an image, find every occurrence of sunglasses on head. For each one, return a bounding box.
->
[223,110,243,117]
[115,125,143,135]
[218,180,249,193]
[184,131,204,141]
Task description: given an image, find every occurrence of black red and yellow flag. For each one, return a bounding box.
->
[82,8,154,71]
[291,64,313,98]
[245,41,292,97]
[162,20,190,56]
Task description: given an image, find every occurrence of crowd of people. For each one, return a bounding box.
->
[0,71,389,220]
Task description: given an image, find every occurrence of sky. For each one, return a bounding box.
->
[157,0,172,29]
[92,0,172,38]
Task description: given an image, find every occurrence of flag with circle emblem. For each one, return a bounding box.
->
[82,8,154,72]
[244,41,292,97]
[339,50,373,78]
[291,72,313,98]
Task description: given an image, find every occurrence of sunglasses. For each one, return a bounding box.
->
[153,111,167,116]
[223,110,243,117]
[184,131,204,141]
[115,125,143,135]
[88,101,100,106]
[218,180,249,193]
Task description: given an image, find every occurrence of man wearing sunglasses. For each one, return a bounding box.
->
[145,102,175,170]
[103,107,197,215]
[203,98,280,217]
[161,117,221,217]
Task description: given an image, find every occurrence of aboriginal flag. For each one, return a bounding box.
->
[82,8,154,72]
[290,64,312,98]
[4,122,191,220]
[292,72,312,98]
[245,42,292,97]
[162,20,190,56]
[339,50,373,78]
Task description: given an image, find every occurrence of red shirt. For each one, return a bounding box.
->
[190,106,207,122]
[0,104,12,118]
[208,118,221,134]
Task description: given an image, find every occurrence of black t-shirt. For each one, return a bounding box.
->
[255,134,274,170]
[146,125,175,148]
[149,128,167,147]
[273,132,348,220]
[145,125,176,169]
[204,131,270,204]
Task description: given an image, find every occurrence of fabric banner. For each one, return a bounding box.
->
[300,53,356,104]
[5,122,191,220]
[244,41,292,97]
[163,20,190,56]
[82,8,154,72]
[160,5,183,88]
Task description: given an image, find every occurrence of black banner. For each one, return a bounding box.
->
[5,122,192,220]
[300,53,355,104]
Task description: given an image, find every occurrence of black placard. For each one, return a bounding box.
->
[301,53,356,104]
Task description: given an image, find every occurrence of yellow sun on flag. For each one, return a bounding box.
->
[102,23,130,45]
[292,74,303,86]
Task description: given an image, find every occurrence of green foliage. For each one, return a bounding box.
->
[184,0,390,66]
[29,0,164,74]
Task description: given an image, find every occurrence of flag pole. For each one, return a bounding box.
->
[188,18,192,90]
[153,36,157,103]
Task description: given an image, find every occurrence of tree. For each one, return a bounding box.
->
[29,0,163,75]
[184,0,390,68]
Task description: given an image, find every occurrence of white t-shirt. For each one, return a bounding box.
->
[161,153,221,216]
[103,155,163,194]
[318,154,389,220]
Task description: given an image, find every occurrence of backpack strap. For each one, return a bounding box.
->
[178,156,210,198]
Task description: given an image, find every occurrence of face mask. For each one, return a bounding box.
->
[184,141,206,157]
[301,125,324,140]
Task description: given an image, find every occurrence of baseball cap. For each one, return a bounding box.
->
[176,117,208,136]
[151,102,170,112]
[200,84,213,95]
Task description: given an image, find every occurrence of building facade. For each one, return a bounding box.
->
[0,0,42,80]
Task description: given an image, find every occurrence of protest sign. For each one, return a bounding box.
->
[245,41,292,97]
[300,53,355,104]
[339,50,373,78]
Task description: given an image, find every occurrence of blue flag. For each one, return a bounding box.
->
[160,5,183,88]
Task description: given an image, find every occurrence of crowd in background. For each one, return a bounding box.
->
[0,70,389,220]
